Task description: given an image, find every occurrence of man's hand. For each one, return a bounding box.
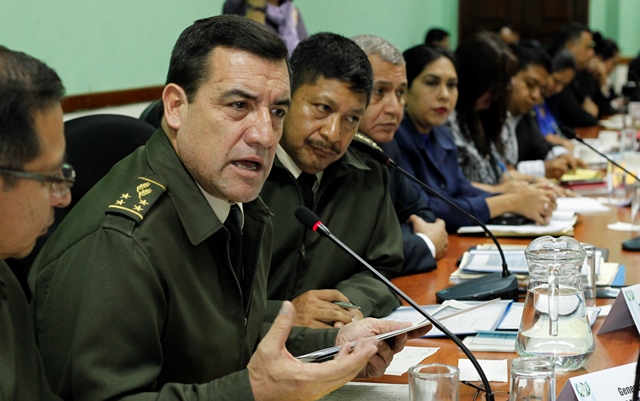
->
[408,216,448,259]
[291,289,364,329]
[248,301,378,401]
[335,318,432,378]
[545,154,587,179]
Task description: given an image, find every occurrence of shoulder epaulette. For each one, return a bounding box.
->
[351,132,384,152]
[105,176,166,223]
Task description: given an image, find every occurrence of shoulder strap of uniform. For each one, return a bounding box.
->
[351,132,384,152]
[105,176,166,223]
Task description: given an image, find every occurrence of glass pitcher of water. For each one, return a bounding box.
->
[515,236,595,372]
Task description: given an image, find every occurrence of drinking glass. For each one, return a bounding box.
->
[509,357,555,401]
[631,184,640,230]
[409,364,459,401]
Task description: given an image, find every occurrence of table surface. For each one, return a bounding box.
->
[365,125,640,399]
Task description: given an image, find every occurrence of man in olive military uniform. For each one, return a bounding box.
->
[29,16,423,401]
[0,46,70,400]
[261,33,403,329]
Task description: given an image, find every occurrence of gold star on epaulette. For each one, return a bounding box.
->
[106,177,167,223]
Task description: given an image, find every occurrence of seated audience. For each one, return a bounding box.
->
[260,33,403,328]
[534,48,577,151]
[0,46,70,401]
[29,16,423,401]
[393,44,556,232]
[352,34,448,275]
[551,23,599,127]
[425,28,450,49]
[591,32,623,115]
[222,0,307,55]
[503,43,586,180]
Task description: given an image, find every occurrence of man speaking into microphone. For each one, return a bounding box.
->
[260,32,403,329]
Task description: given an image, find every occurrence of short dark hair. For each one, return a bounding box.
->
[510,42,551,74]
[166,15,289,102]
[550,48,577,73]
[0,46,65,188]
[403,44,457,89]
[425,28,449,46]
[455,31,517,157]
[551,22,591,54]
[289,32,373,104]
[593,32,619,61]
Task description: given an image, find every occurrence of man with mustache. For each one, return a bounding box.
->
[29,16,422,401]
[261,32,403,328]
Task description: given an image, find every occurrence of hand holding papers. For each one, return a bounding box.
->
[297,299,501,363]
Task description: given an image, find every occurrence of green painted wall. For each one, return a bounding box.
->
[589,0,640,56]
[2,0,638,97]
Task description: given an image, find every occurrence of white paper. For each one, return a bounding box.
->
[555,197,610,213]
[382,300,512,337]
[497,303,601,330]
[319,382,408,400]
[458,359,508,382]
[457,215,576,235]
[607,221,640,231]
[384,346,439,376]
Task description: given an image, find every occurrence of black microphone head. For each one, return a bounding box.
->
[560,126,579,140]
[294,206,322,231]
[367,145,392,165]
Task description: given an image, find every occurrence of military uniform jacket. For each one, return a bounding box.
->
[261,145,403,321]
[0,260,60,401]
[29,129,336,401]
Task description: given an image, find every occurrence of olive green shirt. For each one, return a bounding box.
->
[262,145,403,322]
[0,260,60,400]
[29,129,336,401]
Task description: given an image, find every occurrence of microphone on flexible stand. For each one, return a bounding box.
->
[294,206,497,401]
[560,126,640,182]
[562,126,640,250]
[359,144,518,302]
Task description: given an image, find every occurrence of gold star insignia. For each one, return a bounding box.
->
[134,205,143,212]
[116,199,125,205]
[139,199,149,206]
[121,193,131,199]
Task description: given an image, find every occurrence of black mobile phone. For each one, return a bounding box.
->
[487,214,534,226]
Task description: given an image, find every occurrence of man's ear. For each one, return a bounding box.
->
[162,83,188,130]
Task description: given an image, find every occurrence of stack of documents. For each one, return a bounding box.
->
[457,211,577,236]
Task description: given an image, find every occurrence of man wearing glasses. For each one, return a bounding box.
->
[0,46,72,400]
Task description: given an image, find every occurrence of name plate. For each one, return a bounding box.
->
[599,283,640,335]
[557,362,637,401]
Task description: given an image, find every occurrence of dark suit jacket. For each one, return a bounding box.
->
[516,112,554,162]
[393,115,492,232]
[379,140,438,275]
[554,71,599,128]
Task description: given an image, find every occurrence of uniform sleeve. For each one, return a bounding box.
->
[30,230,255,401]
[0,261,61,401]
[334,167,402,318]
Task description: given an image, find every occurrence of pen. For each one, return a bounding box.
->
[497,161,514,180]
[333,301,361,310]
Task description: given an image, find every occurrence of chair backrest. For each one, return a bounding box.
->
[139,99,163,129]
[14,114,156,292]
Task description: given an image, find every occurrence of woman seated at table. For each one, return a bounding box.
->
[392,44,557,232]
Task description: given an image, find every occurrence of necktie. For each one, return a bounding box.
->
[297,173,317,209]
[225,204,243,281]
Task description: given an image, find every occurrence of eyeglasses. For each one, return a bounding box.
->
[0,163,76,196]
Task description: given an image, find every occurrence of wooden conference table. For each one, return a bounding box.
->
[374,125,640,398]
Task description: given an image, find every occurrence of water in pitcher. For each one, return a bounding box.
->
[515,284,594,372]
[516,236,595,372]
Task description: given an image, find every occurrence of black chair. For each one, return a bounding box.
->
[9,114,156,298]
[139,99,163,129]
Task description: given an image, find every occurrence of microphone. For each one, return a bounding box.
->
[359,143,518,302]
[560,126,640,182]
[294,206,497,401]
